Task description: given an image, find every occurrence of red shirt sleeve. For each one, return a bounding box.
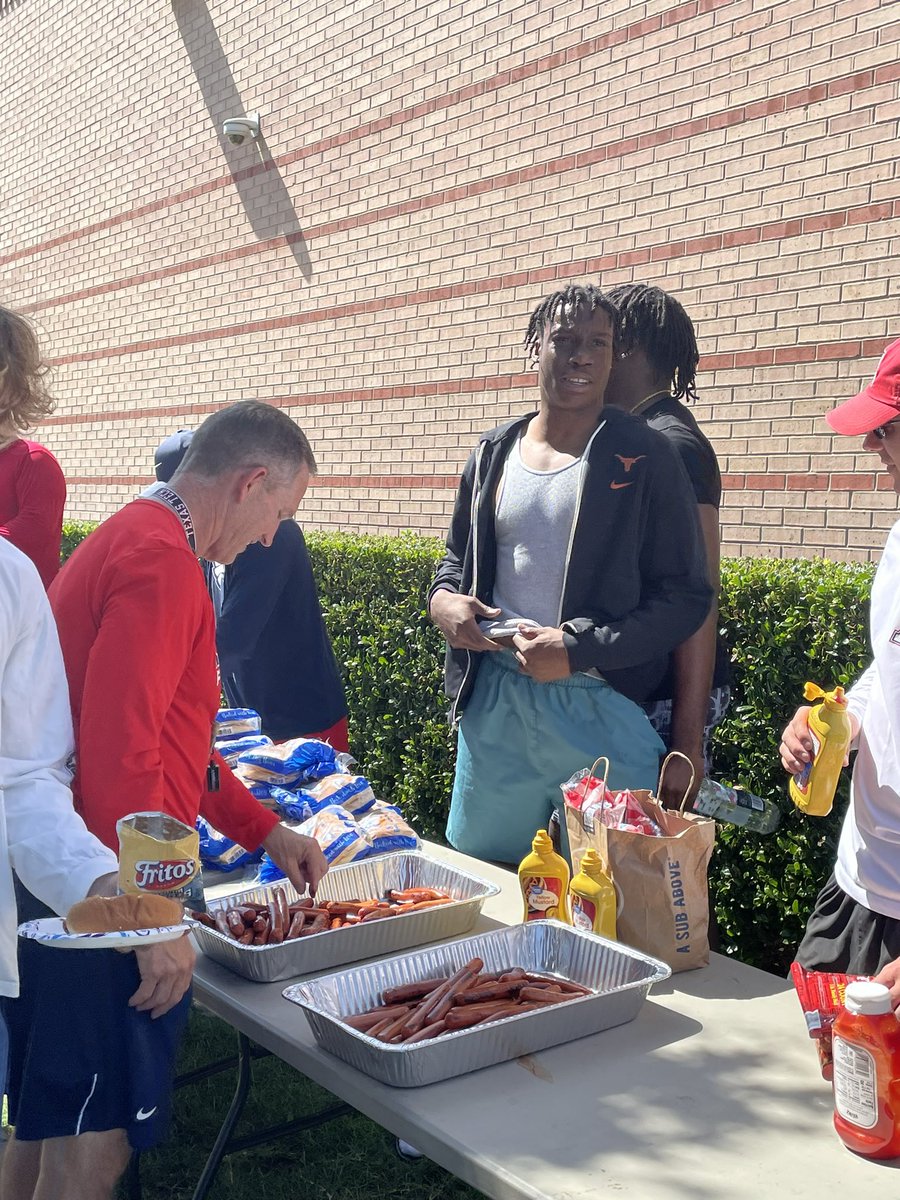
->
[199,755,280,850]
[0,446,66,589]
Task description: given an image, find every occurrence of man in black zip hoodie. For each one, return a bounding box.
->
[428,284,713,865]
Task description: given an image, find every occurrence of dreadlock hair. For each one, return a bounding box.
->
[605,283,700,402]
[523,284,617,366]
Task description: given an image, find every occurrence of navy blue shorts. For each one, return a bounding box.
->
[3,893,191,1151]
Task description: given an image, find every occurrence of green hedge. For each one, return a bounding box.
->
[61,523,875,974]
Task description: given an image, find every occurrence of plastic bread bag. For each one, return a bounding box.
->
[215,734,272,767]
[298,773,376,815]
[272,792,315,823]
[355,800,420,854]
[231,776,314,820]
[257,806,371,882]
[236,737,338,785]
[215,707,263,741]
[196,817,262,873]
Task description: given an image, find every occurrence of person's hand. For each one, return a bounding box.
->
[874,958,900,1010]
[780,705,857,774]
[658,748,703,811]
[780,706,814,775]
[428,590,502,652]
[86,872,119,898]
[261,825,328,897]
[130,935,195,1019]
[511,626,571,682]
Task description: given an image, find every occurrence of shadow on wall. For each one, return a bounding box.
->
[172,0,313,280]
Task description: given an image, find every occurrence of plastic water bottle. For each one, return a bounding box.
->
[691,778,781,833]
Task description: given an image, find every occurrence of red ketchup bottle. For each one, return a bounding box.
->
[832,980,900,1159]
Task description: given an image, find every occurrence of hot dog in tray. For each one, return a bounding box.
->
[191,886,453,946]
[339,958,593,1044]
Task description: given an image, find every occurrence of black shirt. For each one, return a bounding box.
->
[642,395,730,696]
[644,396,721,508]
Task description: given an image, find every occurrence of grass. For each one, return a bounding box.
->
[129,1006,485,1200]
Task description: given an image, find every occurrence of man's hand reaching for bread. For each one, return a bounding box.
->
[131,936,196,1019]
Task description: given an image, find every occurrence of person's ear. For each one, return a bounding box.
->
[233,465,268,504]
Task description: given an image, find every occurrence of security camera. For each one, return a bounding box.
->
[222,113,260,146]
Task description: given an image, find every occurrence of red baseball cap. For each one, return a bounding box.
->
[827,338,900,435]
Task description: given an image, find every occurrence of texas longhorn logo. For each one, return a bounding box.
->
[610,453,646,490]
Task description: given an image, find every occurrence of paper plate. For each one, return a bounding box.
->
[17,917,190,950]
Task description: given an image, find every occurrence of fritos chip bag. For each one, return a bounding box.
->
[117,811,204,910]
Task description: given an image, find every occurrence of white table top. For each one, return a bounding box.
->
[196,843,898,1198]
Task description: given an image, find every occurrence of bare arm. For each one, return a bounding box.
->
[658,504,719,809]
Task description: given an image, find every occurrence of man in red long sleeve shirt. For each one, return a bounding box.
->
[2,402,327,1200]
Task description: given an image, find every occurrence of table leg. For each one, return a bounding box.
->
[190,1030,255,1200]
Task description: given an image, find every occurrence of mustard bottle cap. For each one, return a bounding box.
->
[531,829,553,855]
[803,681,848,708]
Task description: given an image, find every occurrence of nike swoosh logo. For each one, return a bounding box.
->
[135,1106,158,1121]
[609,481,634,490]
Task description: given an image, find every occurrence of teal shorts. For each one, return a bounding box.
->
[447,652,665,866]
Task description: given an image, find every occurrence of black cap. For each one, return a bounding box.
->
[154,430,194,483]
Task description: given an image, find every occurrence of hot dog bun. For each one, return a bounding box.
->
[65,893,183,934]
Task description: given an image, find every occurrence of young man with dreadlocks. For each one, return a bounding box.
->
[428,284,712,865]
[604,283,730,810]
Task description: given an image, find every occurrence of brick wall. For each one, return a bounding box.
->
[2,0,898,559]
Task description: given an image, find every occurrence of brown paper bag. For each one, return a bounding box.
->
[564,754,715,972]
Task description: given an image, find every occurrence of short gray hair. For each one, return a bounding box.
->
[177,401,317,482]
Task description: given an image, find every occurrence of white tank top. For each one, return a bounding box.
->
[490,437,581,629]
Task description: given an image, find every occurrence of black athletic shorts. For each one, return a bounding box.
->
[2,890,191,1151]
[794,871,900,977]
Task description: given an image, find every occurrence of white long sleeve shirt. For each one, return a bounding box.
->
[835,518,900,918]
[0,539,117,996]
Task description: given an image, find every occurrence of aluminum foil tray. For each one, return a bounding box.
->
[284,920,670,1087]
[190,852,499,983]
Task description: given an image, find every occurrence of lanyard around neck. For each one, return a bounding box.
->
[142,483,196,553]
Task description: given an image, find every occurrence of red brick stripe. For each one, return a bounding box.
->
[21,62,900,319]
[41,374,536,426]
[66,474,462,489]
[44,338,894,429]
[64,472,894,493]
[1,0,735,271]
[8,9,897,278]
[721,473,895,492]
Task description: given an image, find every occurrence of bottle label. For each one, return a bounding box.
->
[523,876,564,921]
[792,731,821,795]
[571,895,597,932]
[735,791,764,813]
[833,1035,878,1129]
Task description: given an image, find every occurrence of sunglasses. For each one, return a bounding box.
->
[872,419,900,440]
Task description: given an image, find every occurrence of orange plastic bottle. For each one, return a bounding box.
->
[832,981,900,1159]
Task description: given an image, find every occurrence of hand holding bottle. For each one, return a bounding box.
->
[780,703,857,774]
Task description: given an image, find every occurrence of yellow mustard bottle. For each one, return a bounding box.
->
[518,830,571,923]
[789,682,853,817]
[568,850,616,938]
